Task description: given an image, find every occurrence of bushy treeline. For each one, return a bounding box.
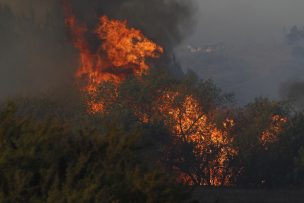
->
[0,100,191,202]
[98,70,304,189]
[233,98,304,187]
[1,71,304,202]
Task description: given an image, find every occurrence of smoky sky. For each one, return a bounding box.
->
[1,0,304,105]
[68,0,195,53]
[0,0,195,100]
[280,80,304,110]
[190,0,304,44]
[176,0,304,104]
[0,1,76,100]
[1,0,195,51]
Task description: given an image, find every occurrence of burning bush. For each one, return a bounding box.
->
[64,5,301,187]
[3,3,304,202]
[64,4,240,186]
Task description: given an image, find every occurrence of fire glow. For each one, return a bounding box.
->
[157,92,237,186]
[64,5,163,112]
[260,115,288,147]
[64,5,288,186]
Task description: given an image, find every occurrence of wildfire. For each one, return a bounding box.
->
[64,4,288,188]
[64,5,163,112]
[260,115,288,147]
[157,91,237,186]
[66,6,294,187]
[64,5,237,185]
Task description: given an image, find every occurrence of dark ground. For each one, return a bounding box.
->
[193,188,304,203]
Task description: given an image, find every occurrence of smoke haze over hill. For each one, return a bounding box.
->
[1,0,304,104]
[178,0,304,103]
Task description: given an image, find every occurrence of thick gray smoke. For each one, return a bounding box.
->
[3,0,303,106]
[280,81,304,110]
[0,0,195,100]
[69,0,195,53]
[0,1,76,100]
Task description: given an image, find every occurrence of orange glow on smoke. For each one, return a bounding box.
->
[64,6,163,112]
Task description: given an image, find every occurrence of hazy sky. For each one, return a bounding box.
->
[3,0,304,43]
[0,0,52,19]
[1,0,304,104]
[175,0,304,103]
[188,0,304,44]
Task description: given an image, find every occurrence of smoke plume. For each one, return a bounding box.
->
[0,0,195,100]
[68,0,195,52]
[280,80,304,110]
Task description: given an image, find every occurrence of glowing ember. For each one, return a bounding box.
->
[260,115,288,147]
[64,5,163,112]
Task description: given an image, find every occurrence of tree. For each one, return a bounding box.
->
[233,98,293,187]
[0,100,191,203]
[94,70,236,186]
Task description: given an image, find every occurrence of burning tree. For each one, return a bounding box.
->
[3,1,304,202]
[63,3,240,186]
[63,3,294,188]
[155,91,237,186]
[233,98,290,187]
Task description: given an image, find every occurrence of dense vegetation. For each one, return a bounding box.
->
[1,71,304,202]
[0,99,190,202]
[1,3,304,202]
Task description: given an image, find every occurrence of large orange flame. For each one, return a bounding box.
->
[64,5,163,112]
[64,4,287,187]
[64,6,236,186]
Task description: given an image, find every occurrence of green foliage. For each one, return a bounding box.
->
[1,69,304,203]
[0,101,191,203]
[95,71,304,188]
[233,98,304,188]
